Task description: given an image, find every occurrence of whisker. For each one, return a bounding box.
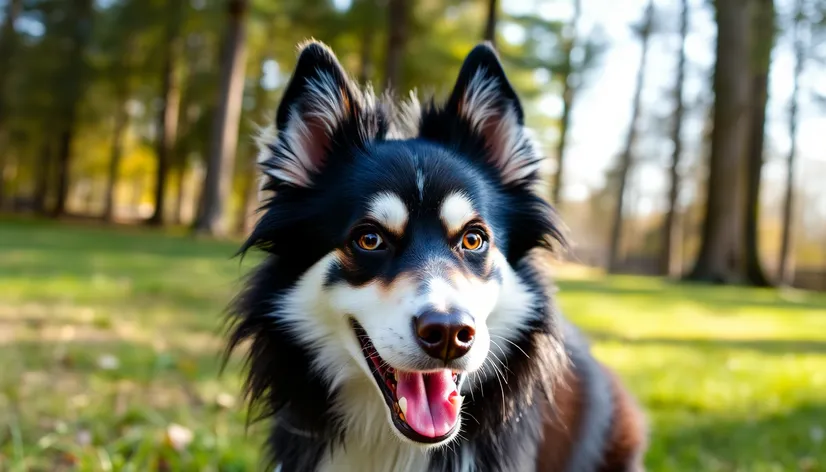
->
[484,357,506,414]
[488,340,512,377]
[490,334,531,360]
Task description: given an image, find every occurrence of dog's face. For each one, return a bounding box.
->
[234,42,562,449]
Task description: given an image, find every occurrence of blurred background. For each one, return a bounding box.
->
[0,0,825,470]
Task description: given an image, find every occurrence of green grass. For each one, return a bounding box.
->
[1,218,825,471]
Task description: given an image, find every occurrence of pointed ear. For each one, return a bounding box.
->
[257,41,362,188]
[420,43,542,186]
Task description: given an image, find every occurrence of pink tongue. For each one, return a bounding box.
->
[396,370,462,438]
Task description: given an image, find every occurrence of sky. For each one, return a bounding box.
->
[502,0,826,219]
[6,0,823,220]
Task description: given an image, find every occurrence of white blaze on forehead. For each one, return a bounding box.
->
[439,192,476,235]
[367,192,408,235]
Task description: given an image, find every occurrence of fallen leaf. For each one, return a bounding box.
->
[97,354,120,371]
[165,423,194,451]
[75,429,92,447]
[216,392,236,410]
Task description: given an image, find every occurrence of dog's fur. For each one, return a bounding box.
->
[226,41,647,471]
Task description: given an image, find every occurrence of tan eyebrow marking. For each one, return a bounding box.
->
[439,191,476,236]
[366,192,409,236]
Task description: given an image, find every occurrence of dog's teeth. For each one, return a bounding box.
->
[394,371,399,382]
[398,396,408,416]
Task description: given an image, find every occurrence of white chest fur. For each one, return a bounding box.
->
[317,440,431,472]
[317,377,434,472]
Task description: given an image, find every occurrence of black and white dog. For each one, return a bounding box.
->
[226,41,647,471]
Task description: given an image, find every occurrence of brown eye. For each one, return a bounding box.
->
[461,230,485,251]
[357,232,384,251]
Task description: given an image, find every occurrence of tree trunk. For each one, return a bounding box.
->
[778,0,804,287]
[194,0,249,236]
[236,63,268,235]
[236,151,259,235]
[661,0,689,277]
[357,0,376,84]
[33,142,52,215]
[607,0,653,273]
[743,0,775,287]
[173,161,187,224]
[103,100,130,222]
[686,0,753,283]
[551,0,581,207]
[383,0,408,92]
[148,2,185,226]
[0,0,22,209]
[483,0,498,47]
[52,0,94,217]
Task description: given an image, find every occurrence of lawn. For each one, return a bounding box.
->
[1,218,825,471]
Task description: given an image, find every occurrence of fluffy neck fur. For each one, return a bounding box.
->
[227,255,564,472]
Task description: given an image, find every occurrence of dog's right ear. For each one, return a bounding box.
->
[257,41,361,188]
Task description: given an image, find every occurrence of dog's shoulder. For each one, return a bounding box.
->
[536,319,648,472]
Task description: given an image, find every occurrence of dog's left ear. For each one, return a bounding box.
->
[420,43,542,186]
[258,41,383,189]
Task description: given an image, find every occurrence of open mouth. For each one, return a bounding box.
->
[350,319,464,444]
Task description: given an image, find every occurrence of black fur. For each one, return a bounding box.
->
[225,41,644,472]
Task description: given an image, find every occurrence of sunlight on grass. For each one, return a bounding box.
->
[1,218,825,471]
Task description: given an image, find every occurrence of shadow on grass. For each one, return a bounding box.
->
[557,278,826,313]
[0,337,260,471]
[647,402,826,470]
[586,330,826,355]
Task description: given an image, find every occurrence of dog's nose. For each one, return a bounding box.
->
[414,309,476,362]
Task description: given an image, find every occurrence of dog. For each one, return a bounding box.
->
[225,40,647,471]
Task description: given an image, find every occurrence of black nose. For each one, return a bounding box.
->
[414,309,476,362]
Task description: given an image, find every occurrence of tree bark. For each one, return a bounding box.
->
[173,162,187,224]
[52,0,94,217]
[148,2,185,226]
[194,0,249,236]
[742,0,775,287]
[686,0,753,283]
[607,0,653,273]
[483,0,498,47]
[236,63,268,235]
[661,0,689,277]
[778,0,804,286]
[551,0,581,207]
[33,142,52,215]
[357,0,376,84]
[103,100,130,222]
[0,0,22,208]
[383,0,408,92]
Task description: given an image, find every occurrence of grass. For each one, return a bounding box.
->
[1,218,825,471]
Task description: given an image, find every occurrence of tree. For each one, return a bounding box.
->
[103,99,130,221]
[686,0,753,283]
[607,0,654,273]
[779,0,806,286]
[52,0,95,217]
[0,0,22,207]
[148,1,186,226]
[194,0,250,236]
[483,0,498,46]
[33,142,52,214]
[383,0,408,92]
[661,0,689,277]
[236,59,269,235]
[742,0,775,286]
[551,0,582,206]
[354,0,377,84]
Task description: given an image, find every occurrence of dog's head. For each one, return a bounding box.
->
[229,41,565,450]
